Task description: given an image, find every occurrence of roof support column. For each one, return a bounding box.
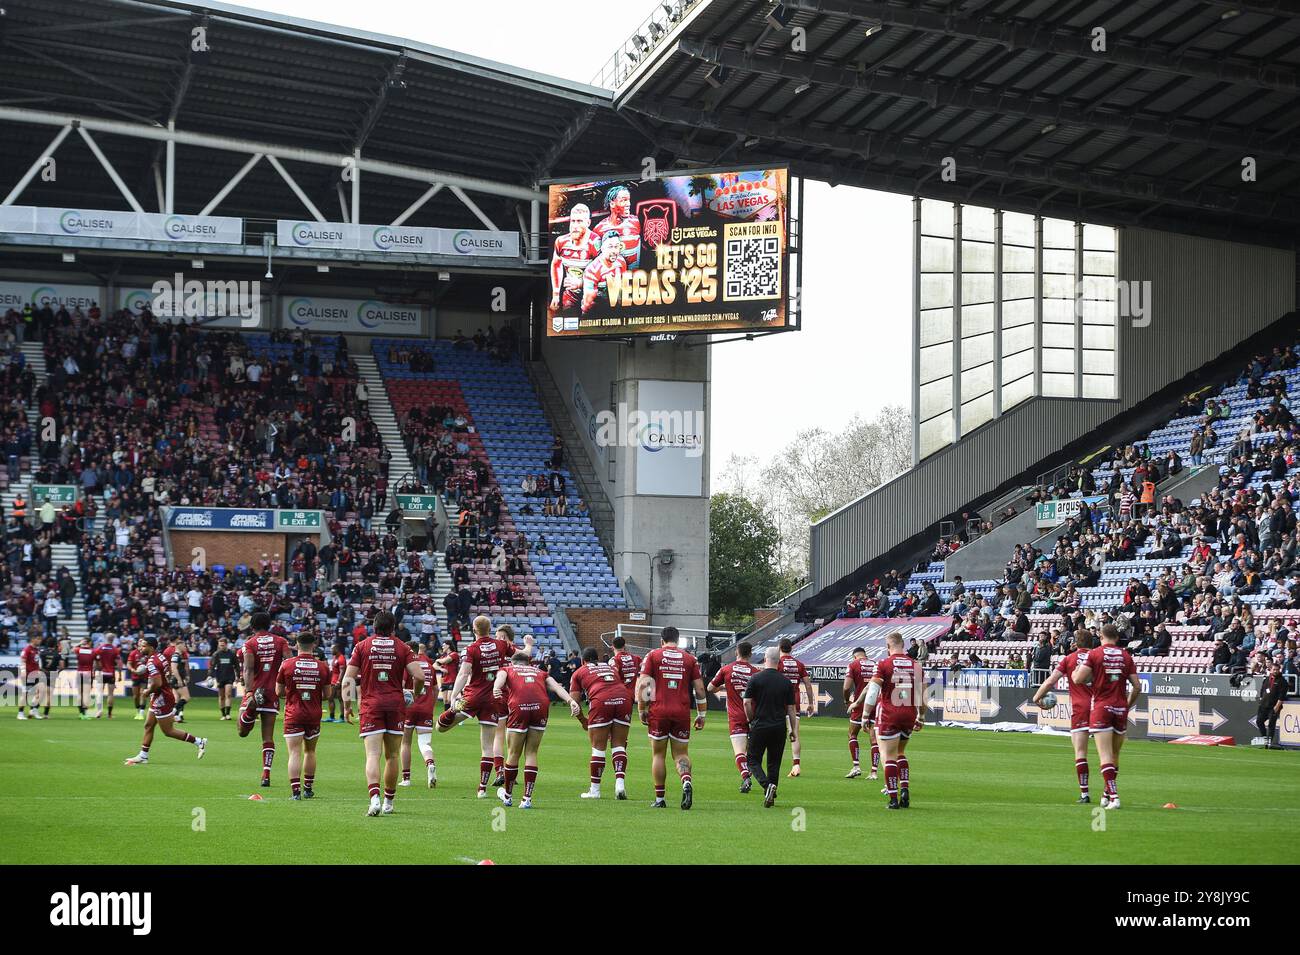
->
[2,124,72,206]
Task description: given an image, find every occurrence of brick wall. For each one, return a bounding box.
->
[752,607,782,631]
[564,608,652,652]
[170,531,290,579]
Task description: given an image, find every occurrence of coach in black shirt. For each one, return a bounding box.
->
[744,647,797,808]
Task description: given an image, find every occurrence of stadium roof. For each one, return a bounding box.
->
[609,0,1300,247]
[0,0,651,230]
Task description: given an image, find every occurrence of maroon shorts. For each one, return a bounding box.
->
[505,703,548,733]
[284,719,321,740]
[404,698,435,731]
[849,702,868,725]
[875,708,917,740]
[247,688,280,715]
[150,694,177,721]
[647,713,691,742]
[728,718,750,737]
[1070,706,1091,732]
[359,703,404,737]
[587,696,631,729]
[1089,701,1129,735]
[461,687,506,725]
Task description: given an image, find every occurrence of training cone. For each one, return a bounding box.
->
[248,794,264,801]
[477,859,495,865]
[1162,802,1178,809]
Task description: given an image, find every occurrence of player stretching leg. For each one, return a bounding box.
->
[344,612,425,816]
[278,631,331,800]
[399,641,437,788]
[707,641,758,793]
[853,632,924,809]
[124,636,206,765]
[1031,629,1096,802]
[493,652,581,808]
[843,646,878,779]
[636,627,708,810]
[237,612,292,788]
[1072,624,1140,810]
[570,646,633,799]
[778,638,817,777]
[437,617,515,797]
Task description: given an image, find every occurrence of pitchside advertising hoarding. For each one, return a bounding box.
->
[116,285,267,329]
[784,617,1284,743]
[280,295,425,337]
[166,507,324,531]
[275,220,518,257]
[545,167,793,338]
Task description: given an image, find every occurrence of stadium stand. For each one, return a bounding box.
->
[835,340,1300,681]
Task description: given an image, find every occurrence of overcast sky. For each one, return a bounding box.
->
[239,0,914,485]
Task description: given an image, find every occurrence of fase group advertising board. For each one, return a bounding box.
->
[546,167,793,338]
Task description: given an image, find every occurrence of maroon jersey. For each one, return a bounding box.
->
[582,254,627,299]
[330,652,347,686]
[405,655,435,694]
[96,644,120,677]
[570,661,623,706]
[438,649,460,686]
[348,635,413,709]
[1083,645,1136,707]
[611,650,641,688]
[708,660,757,727]
[847,657,874,697]
[75,645,96,673]
[501,662,550,712]
[778,653,808,707]
[873,652,920,724]
[1054,649,1093,716]
[592,214,642,267]
[640,646,701,719]
[21,644,39,676]
[551,231,600,292]
[127,648,146,680]
[244,632,291,692]
[278,656,330,724]
[463,637,513,694]
[144,652,176,713]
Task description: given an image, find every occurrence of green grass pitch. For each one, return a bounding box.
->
[2,698,1295,864]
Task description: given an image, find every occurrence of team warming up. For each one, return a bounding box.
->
[105,616,1150,817]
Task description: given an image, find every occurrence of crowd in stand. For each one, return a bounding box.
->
[836,343,1300,684]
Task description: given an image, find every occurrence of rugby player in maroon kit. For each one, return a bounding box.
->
[778,638,817,777]
[707,641,758,793]
[852,632,925,809]
[276,631,332,800]
[492,651,581,808]
[843,647,878,780]
[591,184,642,268]
[73,635,96,719]
[399,640,438,789]
[127,641,148,719]
[237,612,292,788]
[608,635,641,788]
[435,643,460,712]
[437,616,524,797]
[124,636,207,765]
[94,637,121,718]
[1031,629,1096,802]
[342,612,426,816]
[570,646,633,799]
[17,633,41,720]
[550,202,599,311]
[636,627,708,810]
[1071,624,1141,809]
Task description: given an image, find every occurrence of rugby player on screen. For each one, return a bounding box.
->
[550,202,599,311]
[592,185,641,268]
[580,234,628,314]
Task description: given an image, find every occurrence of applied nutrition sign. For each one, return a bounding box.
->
[168,507,324,532]
[276,220,518,257]
[281,295,424,337]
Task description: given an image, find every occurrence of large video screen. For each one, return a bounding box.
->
[546,167,790,338]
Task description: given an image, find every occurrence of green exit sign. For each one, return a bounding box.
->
[276,510,322,529]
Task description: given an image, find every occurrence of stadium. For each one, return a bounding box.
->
[0,0,1297,898]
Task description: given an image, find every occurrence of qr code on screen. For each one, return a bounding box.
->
[724,235,781,300]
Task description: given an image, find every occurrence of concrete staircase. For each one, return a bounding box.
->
[352,352,414,496]
[51,542,88,641]
[524,359,616,558]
